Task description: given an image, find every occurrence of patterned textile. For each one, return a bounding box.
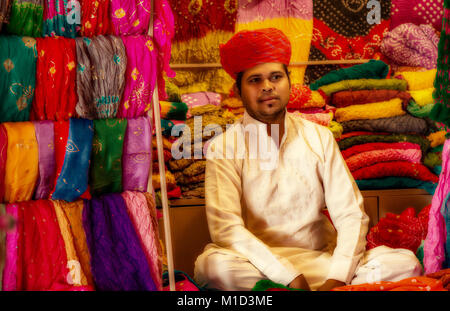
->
[82,193,157,291]
[118,35,157,118]
[346,148,422,172]
[123,116,152,192]
[304,0,391,85]
[334,98,405,123]
[319,79,408,97]
[391,0,444,32]
[33,121,55,200]
[395,69,436,91]
[111,0,151,35]
[32,37,77,121]
[7,0,43,37]
[331,90,412,109]
[381,23,439,70]
[90,119,127,197]
[43,0,80,37]
[0,126,7,202]
[80,0,114,37]
[341,114,429,135]
[75,36,127,119]
[341,141,422,159]
[332,276,446,291]
[0,0,13,31]
[3,122,38,203]
[295,111,332,127]
[182,92,222,108]
[0,36,37,122]
[287,84,325,111]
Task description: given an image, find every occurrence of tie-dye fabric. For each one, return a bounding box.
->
[43,0,80,38]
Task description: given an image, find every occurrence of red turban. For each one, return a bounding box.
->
[220,28,292,79]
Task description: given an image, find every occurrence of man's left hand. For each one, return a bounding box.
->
[316,279,346,291]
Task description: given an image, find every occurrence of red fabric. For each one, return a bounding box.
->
[32,37,77,121]
[336,131,391,141]
[81,0,114,37]
[51,121,70,196]
[341,142,421,159]
[152,148,172,163]
[352,161,439,183]
[220,28,291,79]
[287,84,312,110]
[167,186,181,199]
[0,124,7,202]
[16,200,75,291]
[366,207,429,253]
[426,268,450,290]
[331,90,412,109]
[332,276,446,291]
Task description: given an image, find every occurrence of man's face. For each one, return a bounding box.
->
[237,62,291,124]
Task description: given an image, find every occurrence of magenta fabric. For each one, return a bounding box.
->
[424,138,450,273]
[181,92,222,108]
[122,116,152,192]
[118,35,157,118]
[111,0,151,35]
[33,121,56,200]
[0,124,7,202]
[2,203,18,291]
[121,191,162,290]
[391,0,443,32]
[237,0,312,22]
[346,148,422,172]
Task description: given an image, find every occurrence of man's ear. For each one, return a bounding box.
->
[232,83,241,100]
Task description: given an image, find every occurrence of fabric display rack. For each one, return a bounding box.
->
[0,0,176,291]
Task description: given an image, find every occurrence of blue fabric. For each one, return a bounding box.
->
[356,177,438,195]
[52,118,93,201]
[441,192,450,269]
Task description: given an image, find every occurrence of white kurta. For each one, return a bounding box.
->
[194,111,421,290]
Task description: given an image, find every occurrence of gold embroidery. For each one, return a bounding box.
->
[66,140,80,153]
[188,0,202,15]
[341,0,368,13]
[224,0,237,14]
[3,59,14,72]
[115,8,126,19]
[10,83,34,111]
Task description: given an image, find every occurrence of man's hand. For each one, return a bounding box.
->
[316,279,346,291]
[288,274,311,291]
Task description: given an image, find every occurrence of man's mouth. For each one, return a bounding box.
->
[259,96,279,103]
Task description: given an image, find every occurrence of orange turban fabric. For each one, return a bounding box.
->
[219,28,291,79]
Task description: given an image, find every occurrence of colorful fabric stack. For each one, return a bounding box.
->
[6,0,43,37]
[2,191,161,291]
[151,136,180,199]
[390,0,444,32]
[304,0,391,85]
[235,0,313,85]
[168,0,237,95]
[316,62,440,193]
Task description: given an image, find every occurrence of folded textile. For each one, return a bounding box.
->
[83,193,157,291]
[252,279,304,291]
[381,23,439,70]
[426,268,450,290]
[111,0,151,36]
[0,36,37,122]
[310,60,389,90]
[330,90,412,109]
[340,114,429,135]
[287,84,326,110]
[396,69,437,91]
[43,0,79,38]
[356,177,437,195]
[424,152,443,170]
[7,0,43,37]
[407,101,434,118]
[341,141,422,159]
[352,161,439,183]
[427,130,447,148]
[182,160,206,177]
[346,148,422,172]
[332,276,446,291]
[329,121,343,139]
[295,112,332,127]
[409,88,435,107]
[176,173,205,185]
[319,79,408,97]
[181,92,222,108]
[335,98,405,123]
[168,158,194,172]
[189,104,222,117]
[152,170,176,190]
[33,121,55,200]
[160,101,188,120]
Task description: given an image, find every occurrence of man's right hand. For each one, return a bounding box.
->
[288,274,311,291]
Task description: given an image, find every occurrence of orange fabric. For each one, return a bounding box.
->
[219,28,291,79]
[332,276,447,291]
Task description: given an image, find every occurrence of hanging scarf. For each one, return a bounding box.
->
[111,0,151,35]
[3,122,38,203]
[0,0,13,31]
[90,119,127,197]
[117,35,157,118]
[6,0,43,37]
[52,118,94,202]
[121,191,162,290]
[75,36,127,119]
[32,37,77,121]
[0,36,37,122]
[82,193,157,291]
[53,200,94,288]
[0,125,7,202]
[43,0,80,37]
[52,120,69,196]
[80,0,114,37]
[33,121,56,200]
[2,203,18,291]
[123,116,151,192]
[424,138,450,273]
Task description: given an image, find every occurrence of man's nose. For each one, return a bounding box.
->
[262,79,274,92]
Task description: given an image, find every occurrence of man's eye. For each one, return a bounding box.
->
[249,78,260,83]
[271,75,283,81]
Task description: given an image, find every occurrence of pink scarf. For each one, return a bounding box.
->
[2,203,18,291]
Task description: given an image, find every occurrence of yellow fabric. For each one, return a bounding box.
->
[152,136,172,150]
[236,17,313,85]
[409,88,435,107]
[397,69,437,91]
[53,200,93,286]
[221,97,243,109]
[427,130,447,148]
[152,171,176,190]
[329,121,343,139]
[334,98,405,123]
[3,122,38,203]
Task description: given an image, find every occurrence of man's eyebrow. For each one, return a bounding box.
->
[246,71,285,80]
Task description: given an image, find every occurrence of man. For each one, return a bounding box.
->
[194,28,422,291]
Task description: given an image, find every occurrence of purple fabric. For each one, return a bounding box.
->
[122,116,152,192]
[82,193,156,291]
[424,138,450,273]
[381,23,439,69]
[33,121,56,200]
[237,0,313,23]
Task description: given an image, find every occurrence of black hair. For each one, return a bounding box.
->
[235,64,291,95]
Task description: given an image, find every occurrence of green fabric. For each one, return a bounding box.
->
[338,133,431,161]
[0,35,37,122]
[161,101,188,120]
[356,177,437,195]
[251,279,305,291]
[431,145,444,153]
[416,240,425,269]
[310,60,389,90]
[161,119,175,136]
[407,101,435,118]
[424,151,442,169]
[433,165,442,175]
[431,0,450,127]
[319,79,408,96]
[90,119,127,197]
[7,0,43,37]
[329,120,343,139]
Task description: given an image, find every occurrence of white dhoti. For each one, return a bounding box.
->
[194,244,423,291]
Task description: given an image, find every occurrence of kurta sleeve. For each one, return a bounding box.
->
[320,128,369,284]
[204,137,301,286]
